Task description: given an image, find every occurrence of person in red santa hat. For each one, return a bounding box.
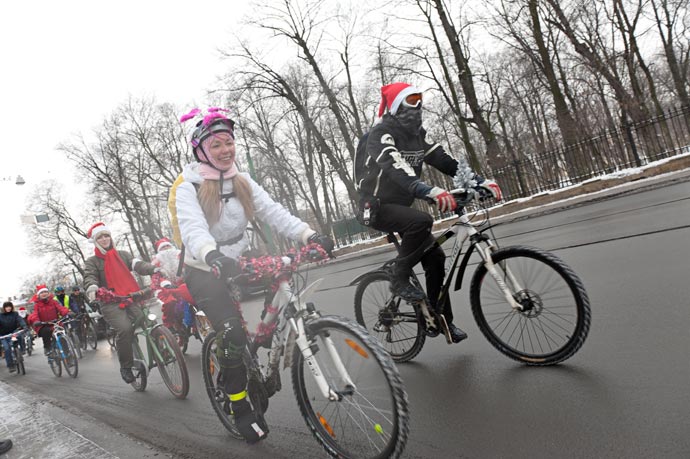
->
[82,222,160,383]
[150,237,196,334]
[26,285,72,356]
[354,82,502,343]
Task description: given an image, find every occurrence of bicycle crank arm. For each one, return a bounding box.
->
[437,314,453,345]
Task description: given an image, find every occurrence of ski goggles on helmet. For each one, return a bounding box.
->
[402,93,422,109]
[190,118,235,148]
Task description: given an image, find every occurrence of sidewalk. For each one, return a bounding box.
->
[0,381,165,459]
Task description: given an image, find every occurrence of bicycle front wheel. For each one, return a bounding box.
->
[292,316,409,459]
[150,326,189,399]
[470,245,591,365]
[354,272,425,363]
[201,331,243,439]
[15,349,25,375]
[70,330,83,359]
[85,319,98,350]
[49,350,62,377]
[59,335,79,378]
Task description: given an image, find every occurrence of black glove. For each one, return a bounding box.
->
[205,250,241,280]
[308,233,335,255]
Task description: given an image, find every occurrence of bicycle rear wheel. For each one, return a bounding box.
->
[292,315,409,459]
[150,326,189,399]
[59,335,79,378]
[470,245,591,365]
[201,331,243,439]
[26,335,33,356]
[354,272,425,363]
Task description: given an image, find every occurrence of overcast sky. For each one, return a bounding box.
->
[0,1,250,298]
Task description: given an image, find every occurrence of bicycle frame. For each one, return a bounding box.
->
[130,304,170,372]
[349,202,525,332]
[244,267,356,403]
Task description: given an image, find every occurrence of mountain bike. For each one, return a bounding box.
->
[352,188,591,365]
[104,290,190,399]
[202,244,409,458]
[0,330,26,375]
[36,318,79,377]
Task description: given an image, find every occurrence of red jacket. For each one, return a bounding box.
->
[28,297,70,333]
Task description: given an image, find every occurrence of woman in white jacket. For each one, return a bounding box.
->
[176,108,333,443]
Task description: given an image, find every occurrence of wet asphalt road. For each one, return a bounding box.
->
[2,180,690,458]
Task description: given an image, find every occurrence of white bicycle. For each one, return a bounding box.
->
[352,188,592,365]
[201,245,410,458]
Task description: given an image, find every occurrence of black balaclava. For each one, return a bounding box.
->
[394,105,423,133]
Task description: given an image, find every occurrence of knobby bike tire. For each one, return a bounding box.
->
[150,326,189,399]
[292,315,409,459]
[201,331,243,439]
[59,335,79,378]
[470,245,591,366]
[26,336,33,356]
[354,272,426,363]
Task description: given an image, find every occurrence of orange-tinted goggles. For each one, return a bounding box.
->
[402,93,423,109]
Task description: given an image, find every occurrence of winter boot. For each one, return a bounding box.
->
[231,398,269,444]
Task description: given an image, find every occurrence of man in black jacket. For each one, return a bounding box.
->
[355,82,500,343]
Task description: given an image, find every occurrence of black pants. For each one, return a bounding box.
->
[372,203,454,323]
[185,266,248,396]
[38,326,53,350]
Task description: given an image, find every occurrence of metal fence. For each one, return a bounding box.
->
[494,105,690,201]
[332,105,690,246]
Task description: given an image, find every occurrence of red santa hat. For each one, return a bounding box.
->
[87,222,111,242]
[154,237,174,253]
[378,82,422,117]
[36,284,49,295]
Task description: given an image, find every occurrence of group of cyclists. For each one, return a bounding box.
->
[0,284,93,371]
[3,83,502,450]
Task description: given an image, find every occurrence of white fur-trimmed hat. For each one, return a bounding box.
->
[87,222,111,242]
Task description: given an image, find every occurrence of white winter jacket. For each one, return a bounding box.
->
[176,163,314,272]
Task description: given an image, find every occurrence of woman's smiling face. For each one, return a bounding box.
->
[206,132,235,170]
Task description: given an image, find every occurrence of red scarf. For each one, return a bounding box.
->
[95,248,140,296]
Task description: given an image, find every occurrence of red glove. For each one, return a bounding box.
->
[427,187,457,212]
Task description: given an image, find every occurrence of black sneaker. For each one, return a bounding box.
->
[448,323,468,343]
[120,368,136,384]
[232,399,269,444]
[8,366,16,373]
[390,278,425,302]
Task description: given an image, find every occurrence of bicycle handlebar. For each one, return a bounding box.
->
[0,329,27,340]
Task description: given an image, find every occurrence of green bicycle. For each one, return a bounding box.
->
[108,292,190,399]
